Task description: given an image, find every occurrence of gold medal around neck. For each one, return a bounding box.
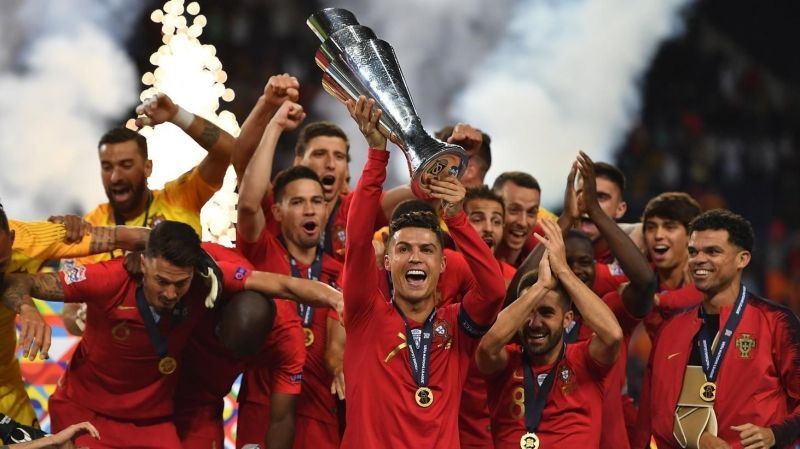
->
[519,432,540,449]
[303,328,315,347]
[158,356,177,375]
[415,387,434,408]
[699,381,717,402]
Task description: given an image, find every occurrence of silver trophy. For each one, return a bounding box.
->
[307,8,468,197]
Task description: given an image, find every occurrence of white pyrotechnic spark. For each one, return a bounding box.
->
[131,0,241,245]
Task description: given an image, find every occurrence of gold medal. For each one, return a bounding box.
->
[303,328,315,347]
[699,381,716,402]
[158,356,177,375]
[414,387,434,408]
[519,432,540,449]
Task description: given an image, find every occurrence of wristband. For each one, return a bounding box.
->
[172,106,194,130]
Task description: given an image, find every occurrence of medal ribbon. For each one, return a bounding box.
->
[522,343,566,433]
[697,285,747,382]
[564,320,581,343]
[135,286,170,359]
[394,303,436,388]
[279,236,323,328]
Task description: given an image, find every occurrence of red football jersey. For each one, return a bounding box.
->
[237,225,343,425]
[261,190,388,262]
[54,243,250,421]
[591,260,629,297]
[487,341,613,448]
[340,149,506,449]
[648,292,800,448]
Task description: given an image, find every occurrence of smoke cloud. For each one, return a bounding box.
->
[314,0,692,207]
[0,0,144,220]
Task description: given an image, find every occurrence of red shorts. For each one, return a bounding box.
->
[175,403,225,449]
[49,390,181,449]
[292,414,339,449]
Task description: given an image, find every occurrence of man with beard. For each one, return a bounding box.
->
[340,96,506,449]
[477,218,623,448]
[1,221,340,449]
[0,204,149,427]
[63,93,234,334]
[647,210,800,449]
[232,82,415,262]
[465,186,516,282]
[236,102,347,449]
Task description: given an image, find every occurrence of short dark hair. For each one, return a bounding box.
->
[389,201,443,248]
[491,171,540,193]
[0,202,8,233]
[642,192,702,230]
[272,166,324,203]
[295,121,350,158]
[145,221,202,269]
[464,185,504,215]
[435,125,492,176]
[564,229,593,249]
[689,209,754,253]
[594,162,626,192]
[516,270,571,311]
[98,127,148,159]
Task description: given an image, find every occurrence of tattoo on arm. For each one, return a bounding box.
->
[89,226,116,253]
[2,275,37,312]
[198,118,222,149]
[30,273,67,300]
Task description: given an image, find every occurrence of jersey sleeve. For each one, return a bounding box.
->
[579,338,614,383]
[161,166,220,213]
[342,149,388,326]
[602,291,642,338]
[446,211,506,335]
[656,284,704,313]
[769,306,800,446]
[236,221,272,263]
[592,261,629,297]
[58,260,128,306]
[202,242,254,297]
[9,221,93,273]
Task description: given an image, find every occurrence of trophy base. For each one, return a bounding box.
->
[410,144,468,199]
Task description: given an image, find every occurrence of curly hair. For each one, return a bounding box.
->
[689,209,754,252]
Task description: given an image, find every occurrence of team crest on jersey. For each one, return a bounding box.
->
[334,224,346,245]
[559,363,576,394]
[433,319,452,350]
[735,333,756,359]
[63,265,86,285]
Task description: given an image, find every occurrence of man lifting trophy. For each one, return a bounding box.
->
[307,8,468,197]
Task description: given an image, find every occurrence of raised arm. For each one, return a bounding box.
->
[135,92,234,186]
[342,96,387,322]
[506,163,579,304]
[476,254,554,375]
[244,271,342,318]
[536,218,623,365]
[325,314,346,400]
[237,101,306,242]
[430,177,506,327]
[577,152,655,318]
[232,74,300,178]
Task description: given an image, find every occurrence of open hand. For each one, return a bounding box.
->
[19,301,51,360]
[731,423,775,449]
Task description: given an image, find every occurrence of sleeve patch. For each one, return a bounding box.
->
[609,260,624,276]
[234,266,248,280]
[290,372,303,383]
[63,265,87,285]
